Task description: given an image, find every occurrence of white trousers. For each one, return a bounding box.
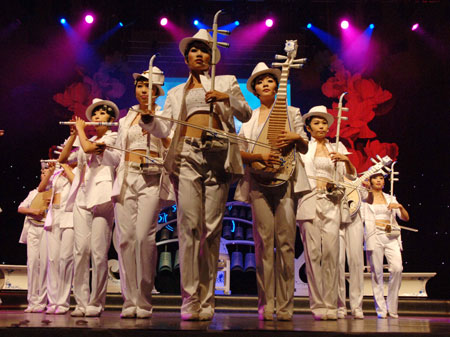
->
[250,177,296,318]
[26,225,47,309]
[366,233,402,317]
[337,213,364,315]
[115,169,160,314]
[45,209,74,311]
[171,139,230,316]
[299,194,340,317]
[73,185,114,314]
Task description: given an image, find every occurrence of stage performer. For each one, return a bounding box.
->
[38,160,75,315]
[361,172,409,319]
[296,105,356,321]
[102,68,172,319]
[234,62,309,321]
[17,167,50,313]
[59,99,118,317]
[140,29,252,321]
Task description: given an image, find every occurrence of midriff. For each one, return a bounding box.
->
[53,193,61,206]
[180,112,223,138]
[375,220,391,227]
[125,149,159,163]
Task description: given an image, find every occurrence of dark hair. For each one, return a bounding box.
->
[251,73,279,93]
[184,40,212,61]
[92,105,116,121]
[305,116,328,127]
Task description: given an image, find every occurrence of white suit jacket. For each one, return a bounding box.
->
[102,105,174,202]
[65,130,117,211]
[296,138,355,222]
[18,189,39,244]
[360,192,404,251]
[140,73,252,176]
[44,168,73,230]
[234,106,311,203]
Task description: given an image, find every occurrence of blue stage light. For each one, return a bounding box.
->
[234,20,240,26]
[60,18,66,24]
[307,23,312,29]
[369,23,375,29]
[119,22,123,27]
[194,19,199,26]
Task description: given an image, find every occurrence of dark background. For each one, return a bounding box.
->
[0,1,448,298]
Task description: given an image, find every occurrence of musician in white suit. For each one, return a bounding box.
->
[234,62,309,321]
[140,29,252,321]
[360,172,409,319]
[296,106,356,321]
[102,68,172,319]
[59,98,118,317]
[38,160,75,315]
[17,168,50,313]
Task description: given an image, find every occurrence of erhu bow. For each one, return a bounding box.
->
[333,92,349,182]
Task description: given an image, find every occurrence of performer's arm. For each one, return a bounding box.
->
[60,164,75,183]
[75,117,104,154]
[58,125,77,163]
[37,164,55,192]
[388,200,410,222]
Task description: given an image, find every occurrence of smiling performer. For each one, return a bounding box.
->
[59,98,118,317]
[140,28,251,321]
[102,65,171,319]
[296,105,356,321]
[234,62,309,321]
[361,169,410,319]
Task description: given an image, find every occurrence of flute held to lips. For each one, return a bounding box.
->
[59,121,119,126]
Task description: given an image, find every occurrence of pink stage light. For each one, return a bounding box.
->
[411,23,419,31]
[85,15,94,24]
[340,20,349,30]
[160,17,168,26]
[265,19,274,28]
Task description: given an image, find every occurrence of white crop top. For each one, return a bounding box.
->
[313,156,334,180]
[127,124,161,154]
[185,88,211,118]
[53,174,66,193]
[372,204,391,221]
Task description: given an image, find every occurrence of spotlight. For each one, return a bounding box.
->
[265,18,274,28]
[369,23,375,29]
[119,22,123,27]
[160,17,168,26]
[234,20,240,26]
[85,14,94,24]
[60,18,67,24]
[306,23,312,29]
[340,20,349,30]
[193,19,199,26]
[411,23,419,31]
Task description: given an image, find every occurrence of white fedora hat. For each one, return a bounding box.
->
[246,62,281,96]
[178,29,220,63]
[85,98,119,121]
[133,66,165,96]
[302,105,334,127]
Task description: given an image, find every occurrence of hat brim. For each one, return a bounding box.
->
[178,37,221,63]
[132,73,165,96]
[85,100,120,121]
[246,68,282,96]
[302,111,335,127]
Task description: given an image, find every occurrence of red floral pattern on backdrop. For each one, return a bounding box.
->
[321,56,399,173]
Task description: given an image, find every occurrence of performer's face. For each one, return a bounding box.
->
[135,81,157,106]
[92,108,113,123]
[307,117,329,139]
[254,75,277,99]
[185,46,211,72]
[370,174,385,190]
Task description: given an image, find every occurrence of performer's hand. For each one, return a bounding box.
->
[276,131,300,149]
[94,142,106,155]
[205,90,229,104]
[330,151,349,163]
[75,117,86,132]
[261,152,281,167]
[47,162,56,172]
[0,130,4,136]
[30,208,45,220]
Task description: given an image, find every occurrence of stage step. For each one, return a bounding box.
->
[1,291,449,316]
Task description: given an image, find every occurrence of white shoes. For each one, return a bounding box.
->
[70,308,85,317]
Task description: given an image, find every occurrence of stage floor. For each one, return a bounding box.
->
[0,310,449,337]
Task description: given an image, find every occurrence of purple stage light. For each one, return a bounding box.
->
[160,17,168,26]
[341,20,349,30]
[85,15,94,24]
[265,19,274,28]
[411,23,419,31]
